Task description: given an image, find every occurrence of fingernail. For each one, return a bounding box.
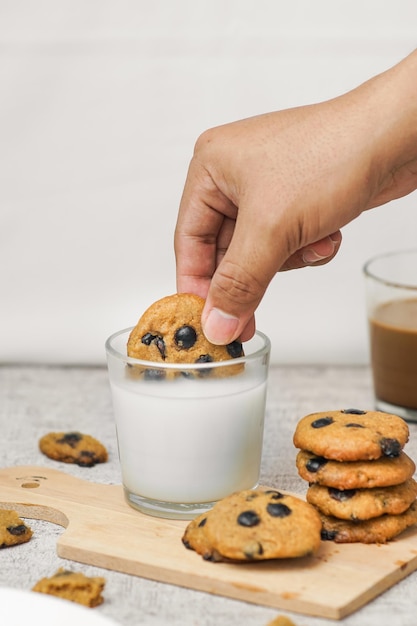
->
[203,307,239,345]
[302,249,329,264]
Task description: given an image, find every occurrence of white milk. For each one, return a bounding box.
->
[111,371,267,504]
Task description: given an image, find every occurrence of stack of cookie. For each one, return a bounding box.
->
[293,409,417,543]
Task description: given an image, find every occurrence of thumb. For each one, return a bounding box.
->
[201,218,281,344]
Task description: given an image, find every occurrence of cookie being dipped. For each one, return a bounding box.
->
[127,293,244,378]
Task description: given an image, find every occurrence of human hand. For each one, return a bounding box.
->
[175,51,417,344]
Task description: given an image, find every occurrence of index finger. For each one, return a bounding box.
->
[174,158,237,297]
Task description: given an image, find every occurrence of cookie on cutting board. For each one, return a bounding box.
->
[182,488,322,562]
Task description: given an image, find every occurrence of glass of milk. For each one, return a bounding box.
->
[105,328,270,519]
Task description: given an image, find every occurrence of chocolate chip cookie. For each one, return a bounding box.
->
[182,488,322,562]
[39,432,108,467]
[293,409,409,462]
[307,478,417,521]
[0,509,33,548]
[32,568,106,607]
[296,450,416,489]
[320,499,417,544]
[127,293,244,378]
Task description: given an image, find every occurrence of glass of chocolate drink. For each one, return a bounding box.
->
[364,249,417,422]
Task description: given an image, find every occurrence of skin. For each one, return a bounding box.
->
[175,49,417,344]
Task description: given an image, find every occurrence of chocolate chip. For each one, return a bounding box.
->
[311,416,334,428]
[7,524,28,536]
[243,541,264,559]
[180,371,195,379]
[265,490,284,499]
[380,437,402,458]
[141,333,166,360]
[77,451,97,467]
[329,487,356,501]
[321,529,338,541]
[266,502,292,518]
[195,354,213,377]
[342,409,367,415]
[57,432,82,447]
[154,337,166,360]
[203,552,221,562]
[226,341,244,359]
[195,354,213,364]
[237,510,260,527]
[345,423,365,428]
[144,369,166,381]
[175,325,197,349]
[306,456,328,473]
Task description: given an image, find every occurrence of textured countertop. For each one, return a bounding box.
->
[1,363,417,626]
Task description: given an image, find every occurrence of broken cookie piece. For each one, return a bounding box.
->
[32,568,106,607]
[127,293,244,379]
[0,509,33,548]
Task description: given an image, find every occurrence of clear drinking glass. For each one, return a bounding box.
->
[105,328,270,519]
[364,249,417,422]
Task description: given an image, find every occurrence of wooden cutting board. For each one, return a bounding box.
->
[2,465,417,620]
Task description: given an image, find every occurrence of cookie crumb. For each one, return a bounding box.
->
[267,615,298,626]
[32,568,106,607]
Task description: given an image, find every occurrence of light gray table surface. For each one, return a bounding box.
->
[1,363,417,626]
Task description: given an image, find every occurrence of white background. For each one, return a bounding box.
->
[1,1,416,365]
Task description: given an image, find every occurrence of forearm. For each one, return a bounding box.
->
[353,49,417,205]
